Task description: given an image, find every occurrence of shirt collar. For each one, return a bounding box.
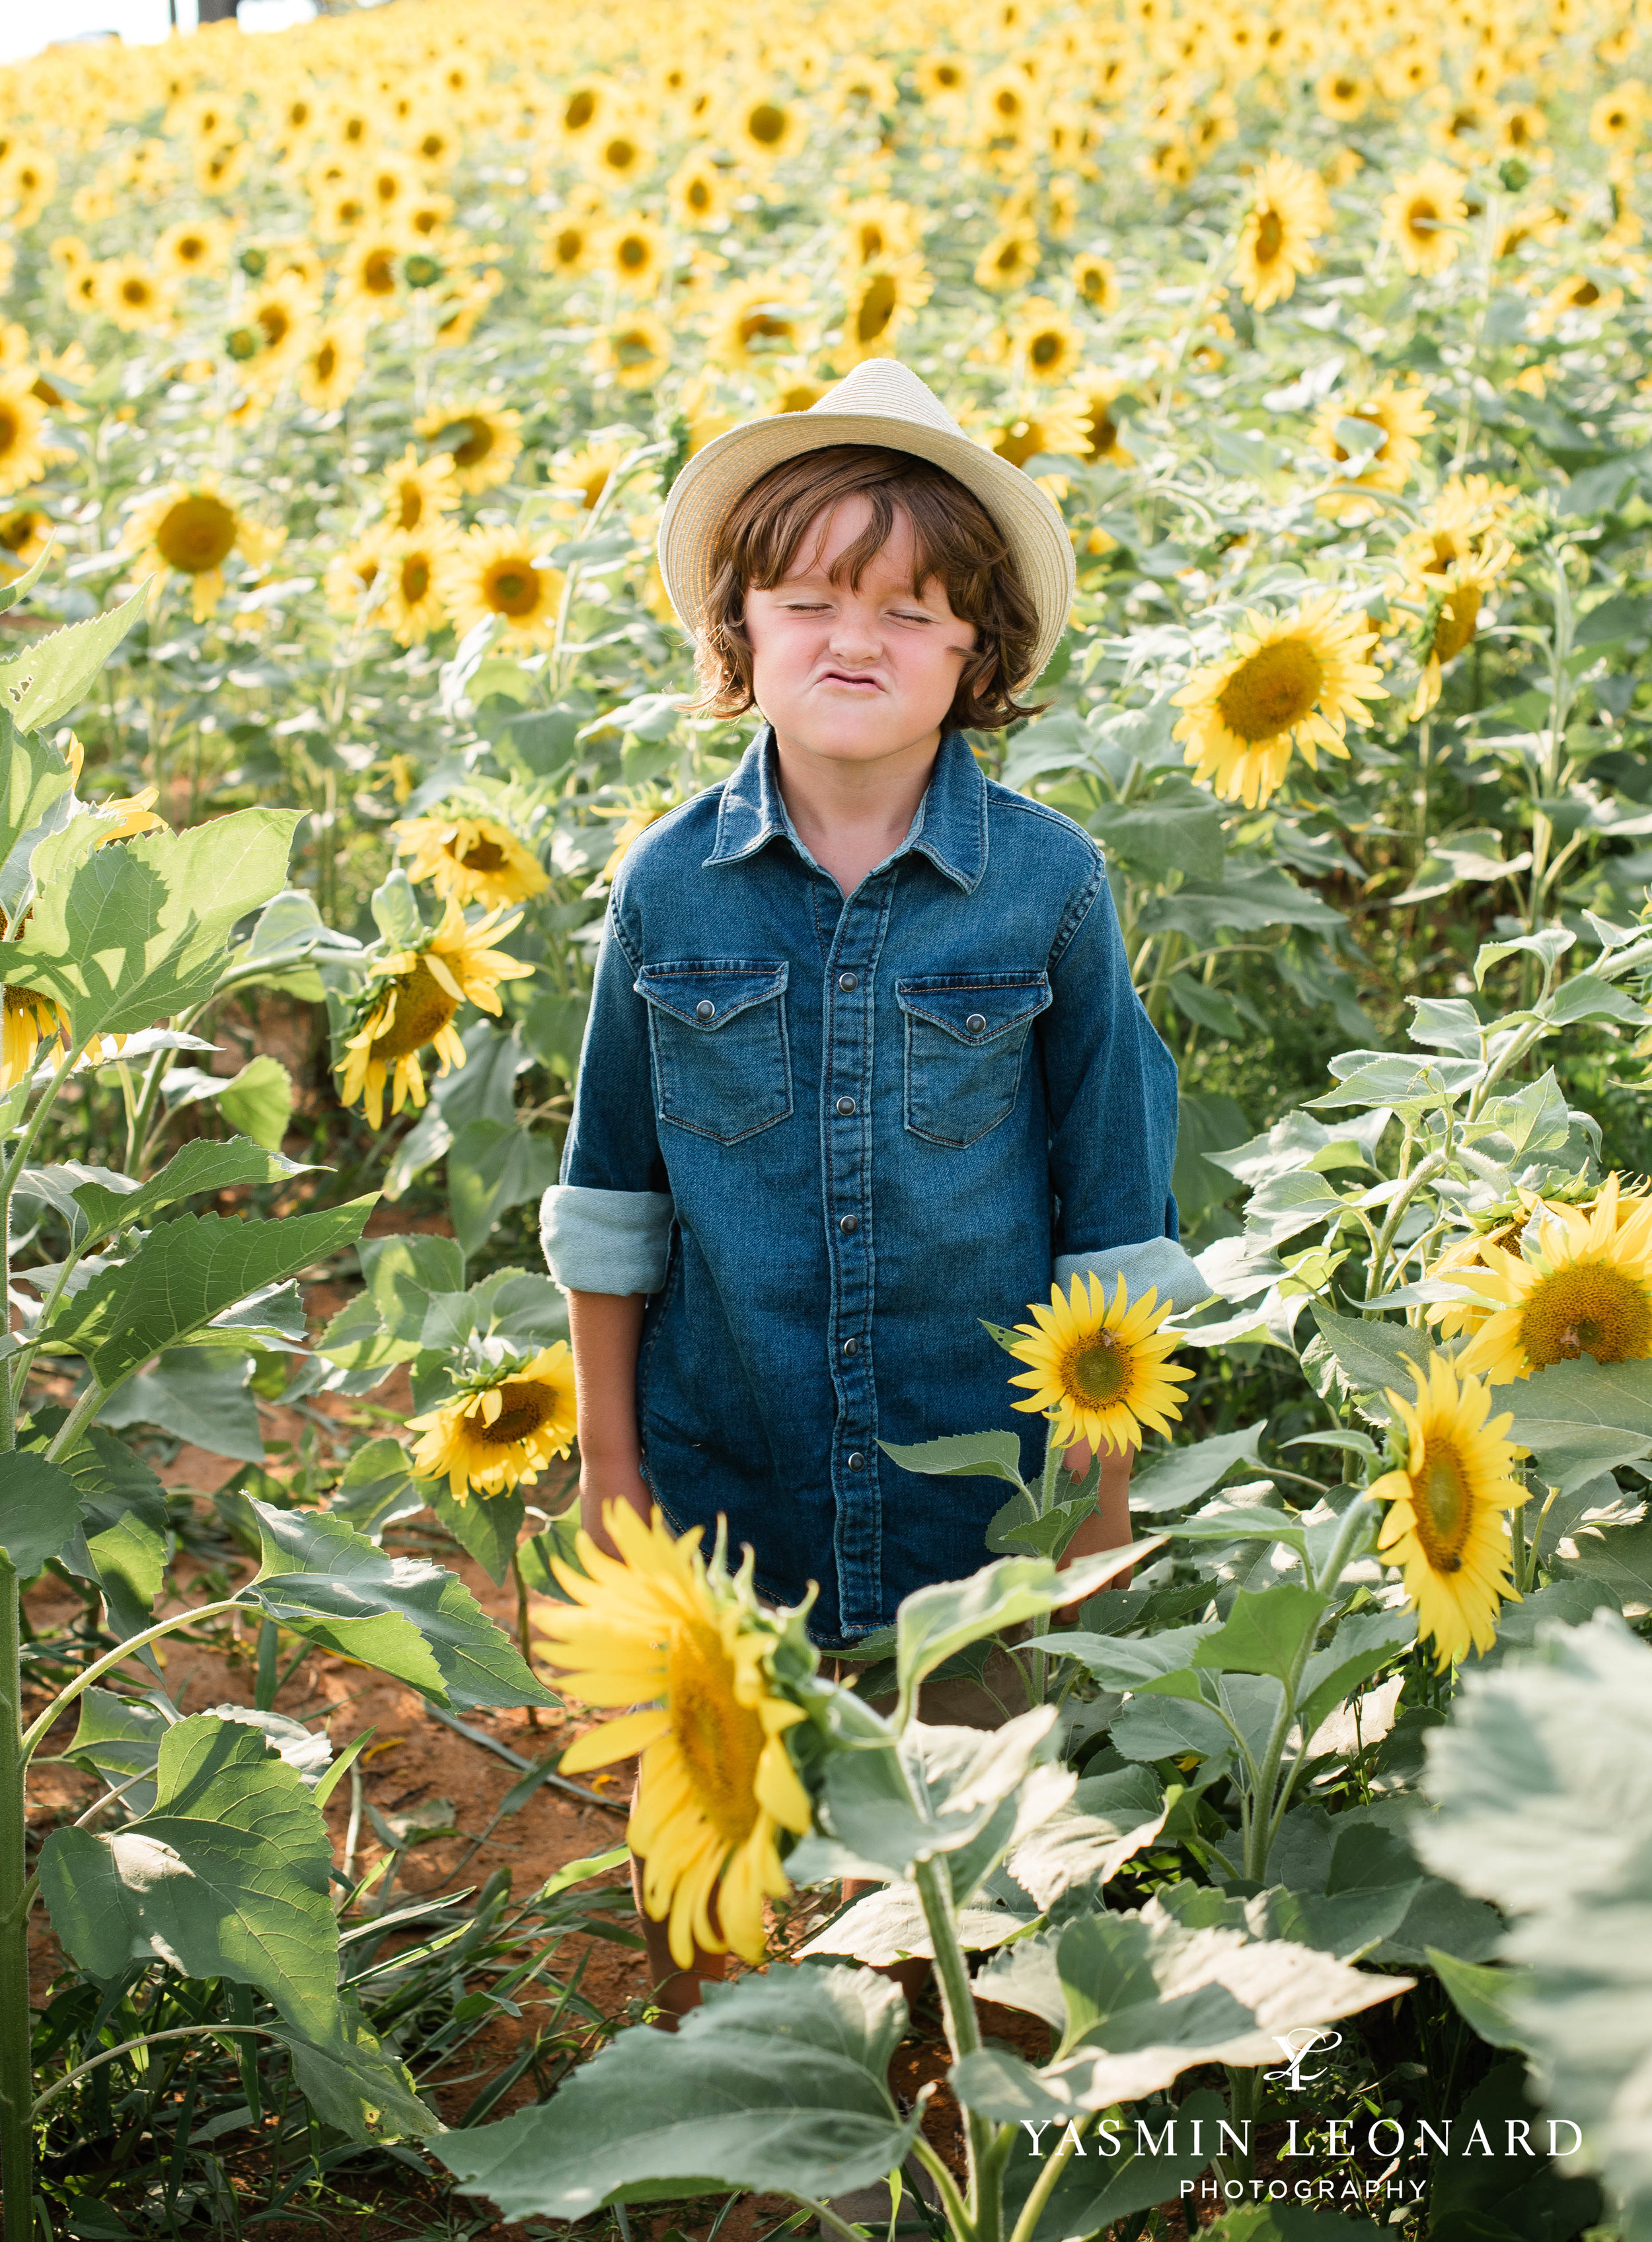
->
[703,726,989,893]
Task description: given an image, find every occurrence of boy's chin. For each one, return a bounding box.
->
[766,707,947,764]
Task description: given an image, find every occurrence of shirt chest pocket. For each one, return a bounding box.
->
[896,972,1052,1148]
[636,959,793,1145]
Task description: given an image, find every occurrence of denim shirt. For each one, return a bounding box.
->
[541,728,1203,1649]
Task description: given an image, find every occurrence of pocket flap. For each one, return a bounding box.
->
[636,958,789,1031]
[895,972,1052,1044]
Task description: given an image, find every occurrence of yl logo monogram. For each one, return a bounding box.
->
[1263,2028,1344,2090]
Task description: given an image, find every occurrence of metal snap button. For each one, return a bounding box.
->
[836,1096,856,1116]
[842,1337,859,1357]
[695,999,716,1020]
[839,972,858,991]
[839,1213,859,1234]
[847,1451,867,1472]
[966,1012,987,1033]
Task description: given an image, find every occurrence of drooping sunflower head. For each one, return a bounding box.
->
[337,898,532,1128]
[1458,1176,1652,1383]
[1371,1355,1527,1670]
[408,1343,578,1504]
[393,809,548,909]
[1006,1271,1194,1455]
[1173,594,1386,809]
[533,1503,815,1968]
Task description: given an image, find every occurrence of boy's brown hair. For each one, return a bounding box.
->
[691,443,1047,731]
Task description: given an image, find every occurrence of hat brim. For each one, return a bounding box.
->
[656,408,1077,693]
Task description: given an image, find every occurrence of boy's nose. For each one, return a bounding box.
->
[827,613,882,662]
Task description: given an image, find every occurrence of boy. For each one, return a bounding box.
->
[541,359,1202,2008]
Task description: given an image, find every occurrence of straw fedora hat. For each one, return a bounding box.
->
[656,358,1076,691]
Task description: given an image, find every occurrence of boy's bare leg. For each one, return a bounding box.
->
[631,1838,728,2027]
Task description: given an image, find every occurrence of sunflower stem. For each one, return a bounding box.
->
[913,1854,996,2238]
[513,1551,539,1730]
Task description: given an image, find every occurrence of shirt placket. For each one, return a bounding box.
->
[822,869,897,1638]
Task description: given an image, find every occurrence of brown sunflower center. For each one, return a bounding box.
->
[396,483,423,529]
[564,89,595,131]
[1080,266,1109,303]
[451,416,495,469]
[176,234,208,264]
[1406,196,1441,239]
[359,248,397,295]
[746,102,788,146]
[686,175,712,212]
[400,554,430,603]
[1569,279,1600,307]
[1254,207,1285,264]
[737,310,796,351]
[617,233,649,270]
[257,301,291,347]
[369,956,460,1061]
[482,558,543,618]
[1084,406,1119,461]
[0,510,38,552]
[1029,328,1063,368]
[1519,1261,1652,1367]
[1065,1332,1129,1407]
[461,836,507,873]
[315,340,338,381]
[0,408,18,459]
[1410,1434,1471,1573]
[665,1616,764,1849]
[603,136,639,172]
[1215,636,1324,743]
[155,495,238,574]
[856,274,899,344]
[463,1380,552,1447]
[120,278,151,307]
[552,229,585,267]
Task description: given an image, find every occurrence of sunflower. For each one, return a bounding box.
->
[1590,83,1645,146]
[1458,1177,1652,1384]
[552,437,628,514]
[1314,379,1435,495]
[1174,594,1385,809]
[1382,161,1468,278]
[913,55,972,107]
[1497,104,1548,153]
[0,505,50,576]
[337,898,532,1128]
[837,197,923,278]
[667,157,726,231]
[1235,153,1330,309]
[1396,473,1519,584]
[1009,296,1086,386]
[379,444,459,533]
[1006,1272,1192,1454]
[587,116,654,190]
[1,984,69,1088]
[730,90,808,166]
[605,217,669,295]
[705,274,813,376]
[97,256,176,333]
[593,789,683,885]
[533,1503,813,1968]
[987,397,1090,470]
[0,376,54,498]
[1072,252,1119,313]
[409,1345,577,1503]
[541,211,600,278]
[393,811,549,909]
[415,397,522,493]
[120,476,282,622]
[196,141,250,198]
[974,229,1041,292]
[338,237,405,320]
[437,525,564,648]
[154,216,230,280]
[323,529,389,619]
[244,275,315,377]
[593,313,674,392]
[1370,1356,1527,1670]
[1316,68,1369,122]
[765,379,831,416]
[295,321,367,414]
[839,259,931,366]
[1070,373,1134,467]
[381,530,454,647]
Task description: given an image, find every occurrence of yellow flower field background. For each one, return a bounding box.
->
[5,1,1652,2235]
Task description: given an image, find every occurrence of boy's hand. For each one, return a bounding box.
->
[1053,1439,1135,1617]
[579,1464,654,1559]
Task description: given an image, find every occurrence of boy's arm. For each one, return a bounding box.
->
[1056,1440,1133,1610]
[568,1289,653,1557]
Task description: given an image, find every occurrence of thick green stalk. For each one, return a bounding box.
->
[914,1855,996,2241]
[1006,2112,1089,2242]
[19,1598,242,1764]
[0,1559,32,2242]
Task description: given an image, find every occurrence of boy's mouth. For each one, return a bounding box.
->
[819,669,883,690]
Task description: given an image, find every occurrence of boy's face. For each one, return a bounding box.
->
[743,495,978,765]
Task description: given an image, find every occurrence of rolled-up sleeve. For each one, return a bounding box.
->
[540,889,675,1296]
[1042,866,1207,1314]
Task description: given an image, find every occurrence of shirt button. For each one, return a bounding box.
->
[847,1451,867,1472]
[839,1213,858,1234]
[839,972,858,991]
[966,1012,987,1033]
[696,999,716,1020]
[843,1336,859,1357]
[835,1096,856,1116]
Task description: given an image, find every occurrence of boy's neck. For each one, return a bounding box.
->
[769,723,943,896]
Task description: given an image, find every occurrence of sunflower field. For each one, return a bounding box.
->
[3,0,1652,2235]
